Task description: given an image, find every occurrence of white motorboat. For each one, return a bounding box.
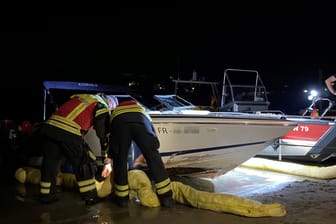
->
[42,81,297,177]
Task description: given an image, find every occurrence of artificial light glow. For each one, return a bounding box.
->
[310,90,318,97]
[307,89,319,101]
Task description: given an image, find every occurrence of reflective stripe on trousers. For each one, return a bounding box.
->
[114,183,129,197]
[155,178,172,196]
[78,178,96,193]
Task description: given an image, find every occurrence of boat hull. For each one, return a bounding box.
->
[150,114,296,176]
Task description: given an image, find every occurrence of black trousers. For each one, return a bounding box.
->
[38,125,96,198]
[109,113,169,192]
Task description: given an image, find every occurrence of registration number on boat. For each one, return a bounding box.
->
[157,127,200,134]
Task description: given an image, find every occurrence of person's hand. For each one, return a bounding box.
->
[101,163,112,178]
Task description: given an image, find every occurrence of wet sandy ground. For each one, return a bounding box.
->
[1,167,335,224]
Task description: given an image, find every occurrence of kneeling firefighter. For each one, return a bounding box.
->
[34,93,115,204]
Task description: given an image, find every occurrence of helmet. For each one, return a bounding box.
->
[96,93,118,110]
[106,95,119,110]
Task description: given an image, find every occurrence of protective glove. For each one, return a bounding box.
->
[101,158,112,178]
[101,163,112,179]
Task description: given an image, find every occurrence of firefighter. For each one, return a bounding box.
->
[101,97,174,207]
[36,93,115,205]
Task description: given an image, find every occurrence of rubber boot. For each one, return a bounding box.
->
[113,195,129,207]
[158,191,175,208]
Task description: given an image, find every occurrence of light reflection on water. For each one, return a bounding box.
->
[207,166,313,197]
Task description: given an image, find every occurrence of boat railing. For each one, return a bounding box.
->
[220,69,271,112]
[226,92,336,121]
[302,96,335,119]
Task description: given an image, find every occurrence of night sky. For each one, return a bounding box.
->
[1,6,335,121]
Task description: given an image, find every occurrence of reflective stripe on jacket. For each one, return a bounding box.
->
[46,94,108,135]
[111,100,151,122]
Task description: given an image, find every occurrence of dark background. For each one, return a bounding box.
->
[1,6,335,122]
